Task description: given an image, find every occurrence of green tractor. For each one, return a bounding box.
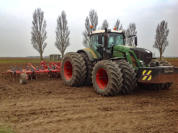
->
[61,28,177,96]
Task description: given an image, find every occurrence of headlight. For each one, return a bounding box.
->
[140,60,145,66]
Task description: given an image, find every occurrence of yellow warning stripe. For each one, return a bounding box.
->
[142,70,152,81]
[147,70,152,75]
[142,70,146,75]
[142,76,148,80]
[84,48,97,58]
[147,75,152,81]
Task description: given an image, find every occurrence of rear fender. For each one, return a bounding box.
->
[77,48,98,61]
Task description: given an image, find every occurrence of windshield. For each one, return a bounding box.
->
[108,33,124,48]
[90,33,124,50]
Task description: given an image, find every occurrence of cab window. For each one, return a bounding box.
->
[90,34,103,50]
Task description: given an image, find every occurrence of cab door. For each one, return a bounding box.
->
[89,34,104,58]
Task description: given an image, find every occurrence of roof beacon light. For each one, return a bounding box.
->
[90,25,93,29]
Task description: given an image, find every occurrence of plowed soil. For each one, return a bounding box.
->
[0,63,178,133]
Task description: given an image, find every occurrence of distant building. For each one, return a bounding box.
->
[49,54,61,61]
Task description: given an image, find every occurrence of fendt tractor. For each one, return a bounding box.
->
[60,28,178,96]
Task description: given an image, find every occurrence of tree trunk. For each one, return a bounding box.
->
[40,52,43,61]
[160,50,162,61]
[61,52,64,59]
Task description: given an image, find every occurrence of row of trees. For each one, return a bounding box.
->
[31,8,70,60]
[31,8,169,60]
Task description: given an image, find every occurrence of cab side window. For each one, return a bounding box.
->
[90,34,103,50]
[108,36,115,48]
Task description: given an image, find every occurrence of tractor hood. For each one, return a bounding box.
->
[131,47,152,65]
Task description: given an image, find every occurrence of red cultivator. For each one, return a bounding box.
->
[2,61,61,84]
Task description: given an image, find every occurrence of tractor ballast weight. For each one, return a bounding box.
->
[61,28,178,96]
[137,66,178,84]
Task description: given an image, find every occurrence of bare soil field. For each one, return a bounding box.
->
[0,61,178,133]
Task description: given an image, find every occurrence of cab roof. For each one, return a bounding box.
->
[91,29,124,35]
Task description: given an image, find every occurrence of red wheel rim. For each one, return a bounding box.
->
[64,61,72,80]
[96,68,108,90]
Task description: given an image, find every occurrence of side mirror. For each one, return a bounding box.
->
[98,35,102,44]
[135,37,137,46]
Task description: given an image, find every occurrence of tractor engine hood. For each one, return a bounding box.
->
[131,47,152,65]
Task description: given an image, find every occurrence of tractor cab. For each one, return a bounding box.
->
[89,29,125,49]
[89,28,138,61]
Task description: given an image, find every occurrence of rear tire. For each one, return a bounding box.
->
[92,60,123,96]
[61,52,86,86]
[79,52,93,86]
[117,60,137,94]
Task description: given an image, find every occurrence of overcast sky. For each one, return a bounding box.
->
[0,0,177,57]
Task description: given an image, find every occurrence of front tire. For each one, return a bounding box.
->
[117,60,137,94]
[61,52,86,86]
[92,60,123,96]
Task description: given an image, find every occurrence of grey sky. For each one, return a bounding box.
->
[0,0,177,57]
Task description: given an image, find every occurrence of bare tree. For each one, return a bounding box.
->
[101,19,109,30]
[153,20,169,60]
[114,19,123,30]
[125,23,137,46]
[89,10,98,31]
[83,9,98,47]
[55,11,70,59]
[83,17,91,47]
[31,8,47,60]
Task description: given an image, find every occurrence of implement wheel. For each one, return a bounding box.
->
[92,60,123,96]
[61,52,86,86]
[19,73,28,84]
